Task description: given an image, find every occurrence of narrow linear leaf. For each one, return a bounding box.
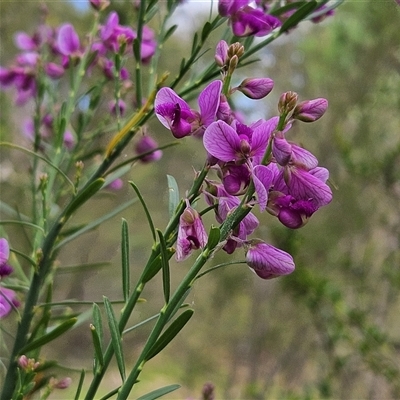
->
[99,387,120,400]
[201,21,212,42]
[141,248,174,284]
[164,25,178,41]
[74,369,86,400]
[0,200,29,220]
[157,230,170,303]
[167,175,180,219]
[137,384,181,400]
[121,219,130,302]
[56,262,111,274]
[270,1,306,16]
[128,181,156,242]
[191,32,199,54]
[9,247,37,268]
[93,302,104,344]
[90,324,104,372]
[145,309,194,361]
[19,318,77,354]
[103,296,125,381]
[280,0,318,32]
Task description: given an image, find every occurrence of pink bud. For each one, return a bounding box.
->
[55,377,72,389]
[44,62,64,79]
[278,91,298,114]
[237,77,274,99]
[135,135,162,163]
[293,98,328,122]
[215,40,229,67]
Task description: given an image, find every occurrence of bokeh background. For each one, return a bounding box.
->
[1,1,400,399]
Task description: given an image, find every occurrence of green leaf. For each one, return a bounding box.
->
[64,178,105,219]
[191,32,199,54]
[167,175,179,219]
[99,387,120,400]
[90,323,104,372]
[19,318,77,354]
[0,220,45,233]
[93,303,104,344]
[280,1,318,33]
[144,309,194,361]
[206,226,220,251]
[55,198,137,250]
[157,230,170,303]
[137,384,181,400]
[164,25,178,41]
[121,219,130,302]
[201,21,212,42]
[74,369,86,400]
[56,262,111,274]
[129,181,156,242]
[141,247,175,284]
[103,296,125,381]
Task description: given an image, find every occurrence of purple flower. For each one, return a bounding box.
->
[245,240,295,279]
[237,77,274,99]
[107,178,123,190]
[176,204,208,262]
[230,6,281,37]
[44,62,65,79]
[135,135,163,163]
[203,119,272,164]
[215,40,229,67]
[56,24,81,57]
[140,26,157,64]
[293,98,328,122]
[155,80,222,138]
[108,99,126,116]
[14,32,37,51]
[0,238,13,278]
[0,287,19,319]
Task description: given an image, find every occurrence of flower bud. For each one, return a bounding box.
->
[89,0,110,11]
[245,239,295,279]
[228,55,239,75]
[227,42,245,59]
[215,40,229,67]
[135,135,162,163]
[237,77,274,99]
[44,63,64,79]
[278,91,298,115]
[293,98,328,122]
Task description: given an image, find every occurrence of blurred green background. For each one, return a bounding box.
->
[1,1,400,399]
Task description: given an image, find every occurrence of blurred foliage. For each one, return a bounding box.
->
[1,1,400,399]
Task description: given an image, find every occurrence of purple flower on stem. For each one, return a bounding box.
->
[56,24,81,57]
[293,98,328,122]
[0,239,13,278]
[14,32,37,51]
[0,288,19,319]
[203,119,271,164]
[135,135,162,163]
[176,203,208,262]
[245,239,295,279]
[155,80,222,138]
[236,77,274,100]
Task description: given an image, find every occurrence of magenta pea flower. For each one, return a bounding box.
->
[0,238,13,278]
[56,24,81,57]
[203,119,272,164]
[155,80,222,138]
[293,98,328,122]
[135,135,162,163]
[236,77,274,100]
[245,239,295,279]
[176,203,208,262]
[0,287,20,319]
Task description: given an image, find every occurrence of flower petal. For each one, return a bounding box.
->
[198,80,222,127]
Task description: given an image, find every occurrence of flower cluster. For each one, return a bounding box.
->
[155,41,332,280]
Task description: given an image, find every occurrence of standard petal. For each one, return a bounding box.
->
[249,120,272,160]
[57,24,80,56]
[291,144,318,169]
[203,121,240,162]
[198,80,222,127]
[288,167,332,207]
[253,165,274,211]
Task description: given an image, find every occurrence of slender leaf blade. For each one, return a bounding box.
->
[90,324,104,372]
[121,219,130,302]
[144,309,194,361]
[137,384,181,400]
[74,369,86,400]
[157,230,170,303]
[19,318,77,354]
[103,296,125,381]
